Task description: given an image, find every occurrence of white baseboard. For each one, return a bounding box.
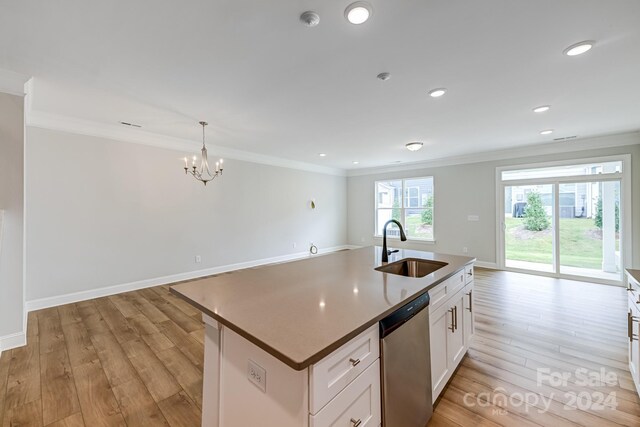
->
[475,261,499,269]
[26,245,354,312]
[0,330,26,353]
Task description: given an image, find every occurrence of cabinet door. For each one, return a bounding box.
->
[447,290,466,368]
[463,282,474,347]
[429,306,450,401]
[629,301,640,384]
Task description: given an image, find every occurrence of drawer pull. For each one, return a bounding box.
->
[466,290,473,312]
[349,358,361,367]
[350,418,362,427]
[467,270,473,276]
[454,306,458,331]
[449,308,455,332]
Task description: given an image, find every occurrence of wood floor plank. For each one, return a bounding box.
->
[40,349,80,425]
[157,391,201,427]
[76,301,110,337]
[45,412,84,427]
[60,321,99,368]
[155,347,203,408]
[89,333,138,388]
[2,399,43,427]
[93,299,138,344]
[4,340,41,411]
[124,293,169,324]
[57,305,82,327]
[120,338,181,403]
[71,360,125,427]
[0,351,12,423]
[38,308,66,355]
[140,332,175,353]
[110,379,168,427]
[141,289,202,333]
[108,294,141,319]
[156,321,204,369]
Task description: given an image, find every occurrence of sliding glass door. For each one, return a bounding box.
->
[504,184,555,273]
[499,158,627,284]
[558,181,621,281]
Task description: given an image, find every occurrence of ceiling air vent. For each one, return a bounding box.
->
[553,135,577,141]
[120,121,142,128]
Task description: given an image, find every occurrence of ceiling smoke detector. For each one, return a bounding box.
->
[405,142,424,151]
[300,11,320,27]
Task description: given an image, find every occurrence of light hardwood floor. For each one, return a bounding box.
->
[0,269,638,426]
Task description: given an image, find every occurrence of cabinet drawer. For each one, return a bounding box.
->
[464,264,474,284]
[428,269,466,312]
[310,359,381,427]
[309,324,379,414]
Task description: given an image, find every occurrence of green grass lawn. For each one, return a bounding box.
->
[405,215,433,240]
[505,217,616,270]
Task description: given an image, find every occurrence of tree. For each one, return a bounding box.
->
[421,196,433,225]
[523,192,549,231]
[594,197,620,232]
[392,199,401,222]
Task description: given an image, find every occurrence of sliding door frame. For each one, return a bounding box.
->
[495,154,631,286]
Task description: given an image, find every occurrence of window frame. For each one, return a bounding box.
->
[374,176,435,242]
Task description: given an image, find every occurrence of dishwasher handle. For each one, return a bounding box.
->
[379,292,430,338]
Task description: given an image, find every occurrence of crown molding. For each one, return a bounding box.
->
[347,131,640,177]
[0,69,29,97]
[26,110,347,177]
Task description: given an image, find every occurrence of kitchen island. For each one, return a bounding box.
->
[172,246,475,427]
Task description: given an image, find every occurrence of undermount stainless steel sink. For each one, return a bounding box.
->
[375,258,448,278]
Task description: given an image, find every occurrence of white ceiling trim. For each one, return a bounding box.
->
[347,131,640,177]
[0,69,29,97]
[26,110,347,177]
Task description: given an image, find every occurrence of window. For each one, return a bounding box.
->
[375,176,434,241]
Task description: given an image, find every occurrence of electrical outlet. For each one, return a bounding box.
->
[467,215,480,221]
[248,359,266,392]
[195,255,202,263]
[463,247,468,254]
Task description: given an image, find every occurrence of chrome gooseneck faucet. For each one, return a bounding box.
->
[381,219,407,263]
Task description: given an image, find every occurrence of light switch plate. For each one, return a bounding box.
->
[248,359,266,393]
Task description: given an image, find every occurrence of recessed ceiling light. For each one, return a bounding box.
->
[377,72,391,81]
[299,11,320,27]
[319,153,327,157]
[352,161,360,165]
[406,142,424,151]
[533,105,551,113]
[428,88,447,98]
[540,129,554,135]
[345,2,372,25]
[563,41,595,56]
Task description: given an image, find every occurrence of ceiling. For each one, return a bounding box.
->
[1,0,639,170]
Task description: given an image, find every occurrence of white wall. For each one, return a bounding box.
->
[25,127,347,303]
[0,92,25,345]
[348,137,640,267]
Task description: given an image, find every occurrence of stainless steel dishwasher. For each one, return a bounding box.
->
[379,292,432,427]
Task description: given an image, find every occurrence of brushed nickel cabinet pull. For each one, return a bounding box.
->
[629,310,634,342]
[454,306,458,331]
[449,308,455,332]
[467,270,473,276]
[466,290,473,312]
[350,418,362,427]
[349,358,361,367]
